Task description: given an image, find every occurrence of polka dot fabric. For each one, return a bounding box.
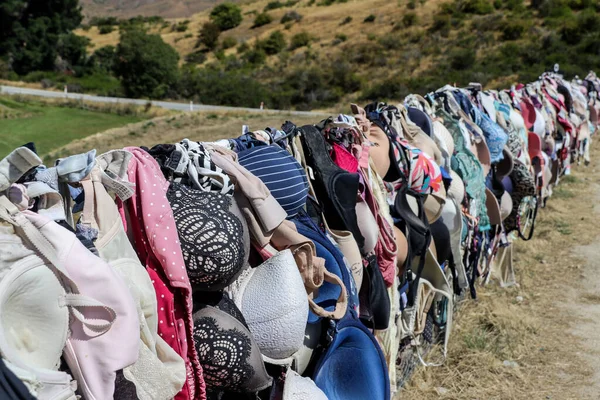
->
[120,147,206,400]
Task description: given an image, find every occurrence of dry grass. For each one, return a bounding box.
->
[0,79,44,89]
[49,110,321,160]
[399,143,600,399]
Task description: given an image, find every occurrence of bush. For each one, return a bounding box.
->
[237,42,250,53]
[538,0,572,17]
[259,30,287,54]
[335,33,348,42]
[265,1,284,10]
[243,48,267,64]
[210,3,243,31]
[449,47,476,70]
[379,35,402,49]
[172,21,190,32]
[408,0,417,8]
[457,0,494,14]
[364,14,376,22]
[289,32,312,50]
[99,25,115,35]
[198,22,221,50]
[430,14,451,35]
[578,8,600,33]
[264,0,299,10]
[281,11,303,24]
[90,16,119,27]
[340,16,353,25]
[402,11,419,26]
[185,51,207,64]
[253,12,273,28]
[501,19,528,40]
[221,36,238,49]
[114,30,180,98]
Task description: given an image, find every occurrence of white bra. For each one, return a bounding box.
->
[228,249,309,365]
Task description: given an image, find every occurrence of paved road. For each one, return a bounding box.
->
[0,85,327,116]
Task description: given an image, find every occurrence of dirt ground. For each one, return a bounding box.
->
[400,141,600,399]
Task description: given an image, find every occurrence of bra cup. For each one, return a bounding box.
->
[0,259,69,371]
[167,183,246,291]
[312,320,389,400]
[192,305,272,393]
[283,369,327,400]
[234,250,309,361]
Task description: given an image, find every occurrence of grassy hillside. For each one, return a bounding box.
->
[75,0,600,109]
[0,96,145,158]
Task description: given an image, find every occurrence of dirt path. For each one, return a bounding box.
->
[568,200,600,399]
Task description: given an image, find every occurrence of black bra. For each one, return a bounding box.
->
[299,125,365,252]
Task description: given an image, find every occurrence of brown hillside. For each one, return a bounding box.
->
[80,0,240,19]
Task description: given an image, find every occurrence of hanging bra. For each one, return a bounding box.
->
[299,125,365,252]
[228,249,308,365]
[167,183,246,291]
[79,152,187,400]
[192,302,272,394]
[238,145,309,218]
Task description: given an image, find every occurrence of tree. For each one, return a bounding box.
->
[88,45,116,72]
[198,22,221,50]
[57,33,90,67]
[209,3,243,31]
[114,29,180,99]
[0,0,84,74]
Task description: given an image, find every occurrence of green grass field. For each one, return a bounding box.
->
[0,97,143,159]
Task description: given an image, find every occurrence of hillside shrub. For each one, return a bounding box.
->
[210,3,243,31]
[172,20,190,32]
[538,0,572,17]
[253,12,273,28]
[364,14,376,22]
[221,36,238,49]
[264,0,298,11]
[99,25,114,35]
[501,19,528,40]
[198,22,221,50]
[185,51,207,64]
[458,0,494,14]
[281,11,303,24]
[403,12,419,26]
[259,30,287,54]
[340,16,353,25]
[243,48,267,64]
[289,32,312,50]
[449,47,476,70]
